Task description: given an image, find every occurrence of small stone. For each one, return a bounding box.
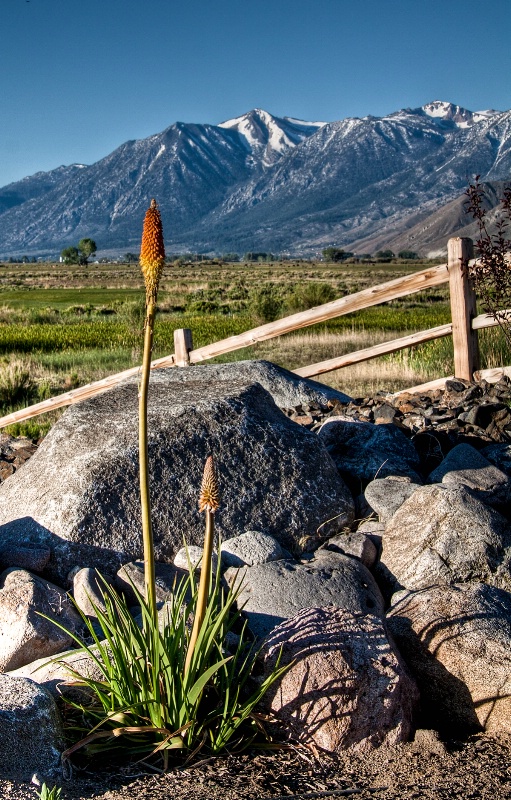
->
[173,545,218,572]
[409,729,447,757]
[365,476,421,523]
[291,414,314,427]
[321,531,378,569]
[220,531,287,569]
[373,404,399,424]
[115,561,186,606]
[0,461,14,481]
[73,567,108,619]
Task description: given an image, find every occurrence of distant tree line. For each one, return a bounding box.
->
[61,238,97,265]
[322,247,418,262]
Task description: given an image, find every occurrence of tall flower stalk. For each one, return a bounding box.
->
[185,456,220,673]
[139,199,165,627]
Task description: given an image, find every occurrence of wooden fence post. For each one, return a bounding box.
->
[174,328,193,367]
[447,237,480,381]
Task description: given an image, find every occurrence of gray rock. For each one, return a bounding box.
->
[320,531,378,569]
[357,519,385,535]
[388,583,511,735]
[0,544,51,573]
[224,551,384,640]
[259,607,418,753]
[356,520,384,555]
[480,443,511,479]
[136,359,352,408]
[0,368,353,584]
[0,674,63,781]
[0,569,83,672]
[428,443,511,510]
[8,647,105,702]
[220,531,287,569]
[318,417,422,489]
[73,567,107,619]
[173,545,218,572]
[115,561,186,606]
[364,476,422,523]
[380,485,511,592]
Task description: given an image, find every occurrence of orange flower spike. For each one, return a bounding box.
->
[140,198,165,303]
[198,455,220,513]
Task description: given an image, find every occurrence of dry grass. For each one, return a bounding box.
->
[251,330,435,397]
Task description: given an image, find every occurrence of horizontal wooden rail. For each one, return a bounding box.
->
[294,323,453,378]
[0,255,504,431]
[0,352,173,428]
[187,262,450,363]
[293,309,511,378]
[392,365,511,397]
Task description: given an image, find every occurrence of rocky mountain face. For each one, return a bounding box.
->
[0,102,510,257]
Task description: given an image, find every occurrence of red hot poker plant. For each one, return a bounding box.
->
[185,456,220,673]
[139,199,165,627]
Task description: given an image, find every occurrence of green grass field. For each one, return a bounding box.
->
[0,258,508,439]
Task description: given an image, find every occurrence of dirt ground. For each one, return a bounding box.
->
[1,731,510,800]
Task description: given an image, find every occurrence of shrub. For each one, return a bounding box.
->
[0,358,37,410]
[464,177,511,347]
[286,282,336,312]
[249,284,283,322]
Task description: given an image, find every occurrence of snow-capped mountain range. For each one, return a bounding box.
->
[0,101,510,257]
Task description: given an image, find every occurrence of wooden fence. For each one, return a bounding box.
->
[0,236,508,429]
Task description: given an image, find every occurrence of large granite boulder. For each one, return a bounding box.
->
[380,485,511,593]
[142,359,352,408]
[260,607,418,753]
[224,550,384,640]
[0,367,354,584]
[0,674,63,781]
[388,583,511,735]
[0,568,82,672]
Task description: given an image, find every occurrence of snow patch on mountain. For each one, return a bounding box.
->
[421,100,500,127]
[219,108,326,164]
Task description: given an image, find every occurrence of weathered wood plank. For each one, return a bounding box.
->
[393,365,511,396]
[187,262,450,363]
[0,351,176,429]
[293,323,453,378]
[472,310,511,329]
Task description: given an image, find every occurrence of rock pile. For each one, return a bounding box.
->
[0,362,510,778]
[0,434,37,482]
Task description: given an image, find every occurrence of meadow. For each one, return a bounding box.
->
[0,257,509,439]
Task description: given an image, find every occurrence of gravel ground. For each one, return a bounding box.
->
[1,732,510,800]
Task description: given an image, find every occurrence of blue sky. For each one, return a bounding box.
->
[1,0,510,188]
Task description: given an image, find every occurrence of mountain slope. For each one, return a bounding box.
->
[0,101,509,256]
[184,106,511,253]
